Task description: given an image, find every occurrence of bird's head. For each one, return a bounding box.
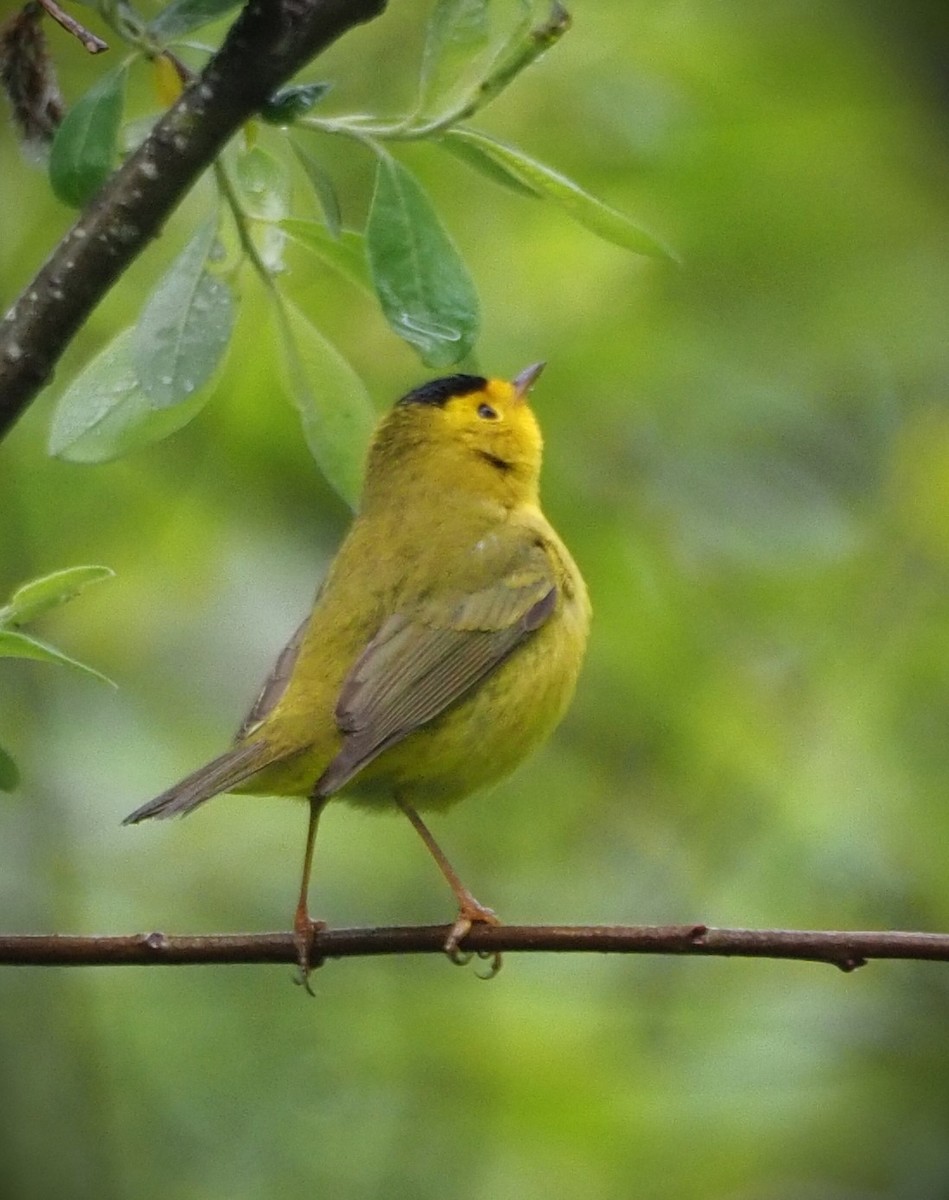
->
[363,364,547,511]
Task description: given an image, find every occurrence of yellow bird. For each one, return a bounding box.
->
[125,363,590,983]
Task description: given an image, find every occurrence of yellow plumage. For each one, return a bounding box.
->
[126,365,590,980]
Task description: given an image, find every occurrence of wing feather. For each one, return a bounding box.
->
[123,741,270,823]
[315,557,556,798]
[237,616,308,739]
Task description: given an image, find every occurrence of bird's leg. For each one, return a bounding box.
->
[293,794,328,995]
[396,796,502,977]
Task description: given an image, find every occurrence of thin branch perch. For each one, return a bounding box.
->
[0,0,387,439]
[3,924,949,970]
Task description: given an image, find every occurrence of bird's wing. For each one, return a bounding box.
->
[237,570,338,739]
[316,537,557,796]
[237,616,309,739]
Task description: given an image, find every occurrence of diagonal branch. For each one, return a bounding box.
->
[38,0,109,54]
[0,0,387,440]
[4,923,949,971]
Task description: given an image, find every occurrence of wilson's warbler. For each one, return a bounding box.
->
[125,363,590,983]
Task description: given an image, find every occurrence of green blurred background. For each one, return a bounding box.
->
[3,1,949,1197]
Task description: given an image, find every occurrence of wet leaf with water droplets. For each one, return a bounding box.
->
[235,145,290,269]
[132,221,235,408]
[234,146,290,221]
[49,328,211,463]
[366,154,479,367]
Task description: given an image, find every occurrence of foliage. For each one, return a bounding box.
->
[34,0,669,505]
[3,2,949,1200]
[0,565,114,788]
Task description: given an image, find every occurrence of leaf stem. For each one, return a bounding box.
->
[299,1,571,145]
[213,157,276,292]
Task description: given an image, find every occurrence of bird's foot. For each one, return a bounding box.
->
[293,911,327,996]
[445,897,503,979]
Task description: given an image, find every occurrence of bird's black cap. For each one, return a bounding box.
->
[397,374,487,408]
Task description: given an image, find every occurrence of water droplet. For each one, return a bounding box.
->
[395,312,461,342]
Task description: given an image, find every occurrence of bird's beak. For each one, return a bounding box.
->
[512,361,546,402]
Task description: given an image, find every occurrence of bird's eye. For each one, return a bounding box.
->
[477,403,498,420]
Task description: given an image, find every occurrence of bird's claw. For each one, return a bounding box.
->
[293,916,327,996]
[474,948,503,980]
[445,901,502,978]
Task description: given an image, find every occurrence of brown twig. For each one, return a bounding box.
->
[3,924,949,970]
[37,0,109,54]
[0,0,387,440]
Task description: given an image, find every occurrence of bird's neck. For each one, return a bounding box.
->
[360,437,540,516]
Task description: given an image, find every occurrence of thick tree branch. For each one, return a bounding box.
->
[0,0,387,439]
[3,923,949,970]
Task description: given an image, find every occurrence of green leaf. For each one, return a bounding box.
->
[0,746,19,793]
[436,130,540,198]
[49,328,211,463]
[148,0,242,40]
[290,140,342,238]
[132,221,236,408]
[0,630,115,687]
[235,146,291,270]
[418,0,491,114]
[365,154,479,367]
[49,65,127,208]
[262,83,331,126]
[280,219,371,292]
[235,146,290,220]
[442,128,678,261]
[0,566,114,629]
[275,301,376,508]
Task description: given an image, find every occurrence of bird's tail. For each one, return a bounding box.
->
[123,741,272,824]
